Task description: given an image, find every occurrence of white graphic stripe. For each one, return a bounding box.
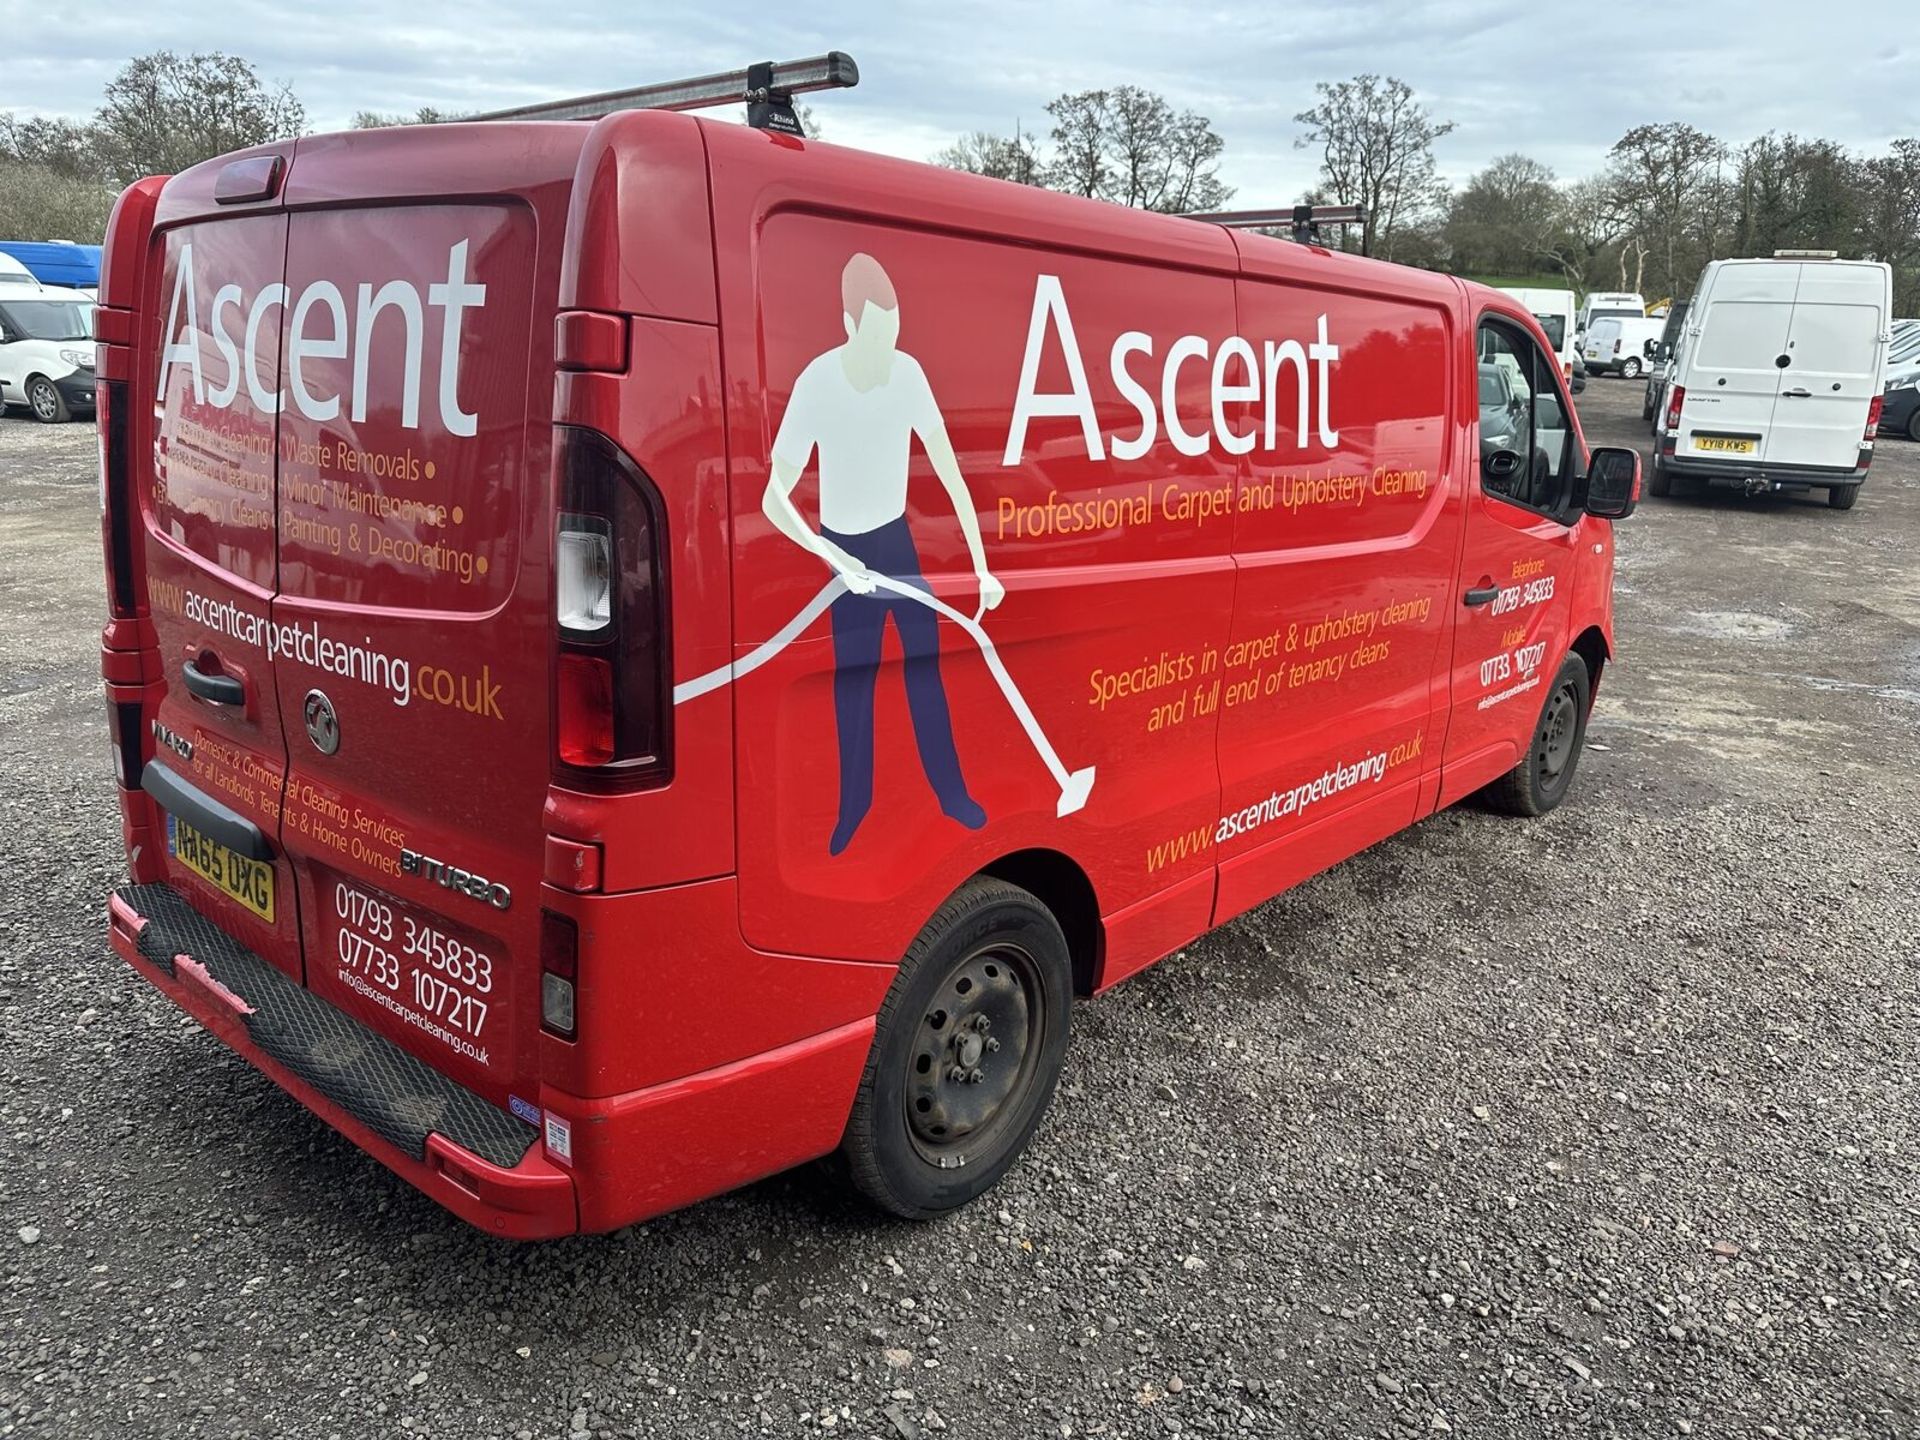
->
[673,576,1095,816]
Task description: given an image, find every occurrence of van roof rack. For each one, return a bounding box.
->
[1185,203,1367,246]
[471,51,859,135]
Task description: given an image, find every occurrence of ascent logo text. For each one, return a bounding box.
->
[155,240,486,435]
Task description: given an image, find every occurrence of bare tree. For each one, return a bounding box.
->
[936,88,1229,212]
[1043,90,1114,200]
[1445,153,1562,275]
[934,127,1043,185]
[1605,123,1724,299]
[350,106,466,129]
[92,51,305,186]
[1860,138,1920,311]
[1293,74,1454,258]
[0,114,104,181]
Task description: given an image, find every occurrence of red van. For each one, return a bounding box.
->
[95,59,1638,1239]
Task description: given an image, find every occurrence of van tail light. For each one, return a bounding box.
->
[98,379,138,618]
[1864,395,1883,443]
[551,426,670,786]
[1612,339,1622,356]
[539,909,579,1041]
[1664,385,1686,433]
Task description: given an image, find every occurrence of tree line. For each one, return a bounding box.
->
[5,52,1916,314]
[943,76,1920,312]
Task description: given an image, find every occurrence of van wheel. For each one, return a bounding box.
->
[1827,483,1860,511]
[1647,455,1672,497]
[1621,356,1643,380]
[1641,391,1656,422]
[26,376,69,424]
[1483,653,1591,817]
[1908,409,1920,443]
[841,878,1072,1219]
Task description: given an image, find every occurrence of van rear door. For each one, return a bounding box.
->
[141,145,302,984]
[1676,264,1798,462]
[266,127,583,1109]
[1766,264,1887,469]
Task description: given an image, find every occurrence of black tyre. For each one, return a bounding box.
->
[1622,356,1643,380]
[1641,389,1656,422]
[1827,483,1859,511]
[1908,408,1920,443]
[1647,454,1672,498]
[841,878,1072,1218]
[1482,652,1591,817]
[27,376,69,424]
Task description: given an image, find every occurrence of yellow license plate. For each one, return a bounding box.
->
[169,815,275,922]
[1695,435,1757,455]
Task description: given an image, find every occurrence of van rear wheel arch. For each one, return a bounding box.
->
[979,847,1103,997]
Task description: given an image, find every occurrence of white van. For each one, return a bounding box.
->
[0,285,95,423]
[1652,255,1892,509]
[1576,291,1644,337]
[1497,286,1578,381]
[1582,316,1664,378]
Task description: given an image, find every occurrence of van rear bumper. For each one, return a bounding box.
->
[110,885,577,1239]
[1661,447,1869,490]
[107,883,877,1238]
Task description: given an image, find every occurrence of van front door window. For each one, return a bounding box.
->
[1477,318,1573,519]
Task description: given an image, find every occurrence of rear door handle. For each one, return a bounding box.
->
[1463,585,1500,607]
[1781,388,1813,399]
[182,658,245,706]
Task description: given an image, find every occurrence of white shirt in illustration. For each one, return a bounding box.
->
[772,348,945,536]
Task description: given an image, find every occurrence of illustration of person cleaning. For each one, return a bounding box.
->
[762,253,1005,855]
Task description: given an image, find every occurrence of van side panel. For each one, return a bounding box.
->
[704,124,1240,970]
[1213,243,1464,926]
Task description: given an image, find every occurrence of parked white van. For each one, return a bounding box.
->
[1652,255,1892,510]
[1576,291,1644,336]
[1582,316,1664,378]
[0,285,95,423]
[1497,286,1578,380]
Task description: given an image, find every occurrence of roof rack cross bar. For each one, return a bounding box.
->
[471,51,858,128]
[1186,203,1367,245]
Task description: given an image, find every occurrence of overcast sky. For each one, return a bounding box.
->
[5,0,1914,195]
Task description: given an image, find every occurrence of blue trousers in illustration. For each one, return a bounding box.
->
[822,518,985,854]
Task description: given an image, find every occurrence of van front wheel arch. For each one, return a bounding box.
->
[1481,652,1592,817]
[840,877,1072,1219]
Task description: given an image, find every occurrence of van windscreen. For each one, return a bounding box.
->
[0,299,91,340]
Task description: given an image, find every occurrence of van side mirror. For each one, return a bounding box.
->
[1584,447,1640,519]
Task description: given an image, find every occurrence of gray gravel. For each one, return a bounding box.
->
[2,376,1916,1439]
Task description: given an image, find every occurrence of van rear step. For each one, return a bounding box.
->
[115,883,537,1168]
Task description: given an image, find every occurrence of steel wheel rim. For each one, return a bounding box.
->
[29,382,56,420]
[1537,685,1579,781]
[905,941,1046,1166]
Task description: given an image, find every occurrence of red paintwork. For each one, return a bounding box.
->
[99,110,1617,1238]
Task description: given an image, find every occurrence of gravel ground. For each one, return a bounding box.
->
[1,376,1916,1440]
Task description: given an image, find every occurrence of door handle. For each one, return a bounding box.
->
[1781,388,1813,399]
[182,657,245,706]
[1463,585,1500,607]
